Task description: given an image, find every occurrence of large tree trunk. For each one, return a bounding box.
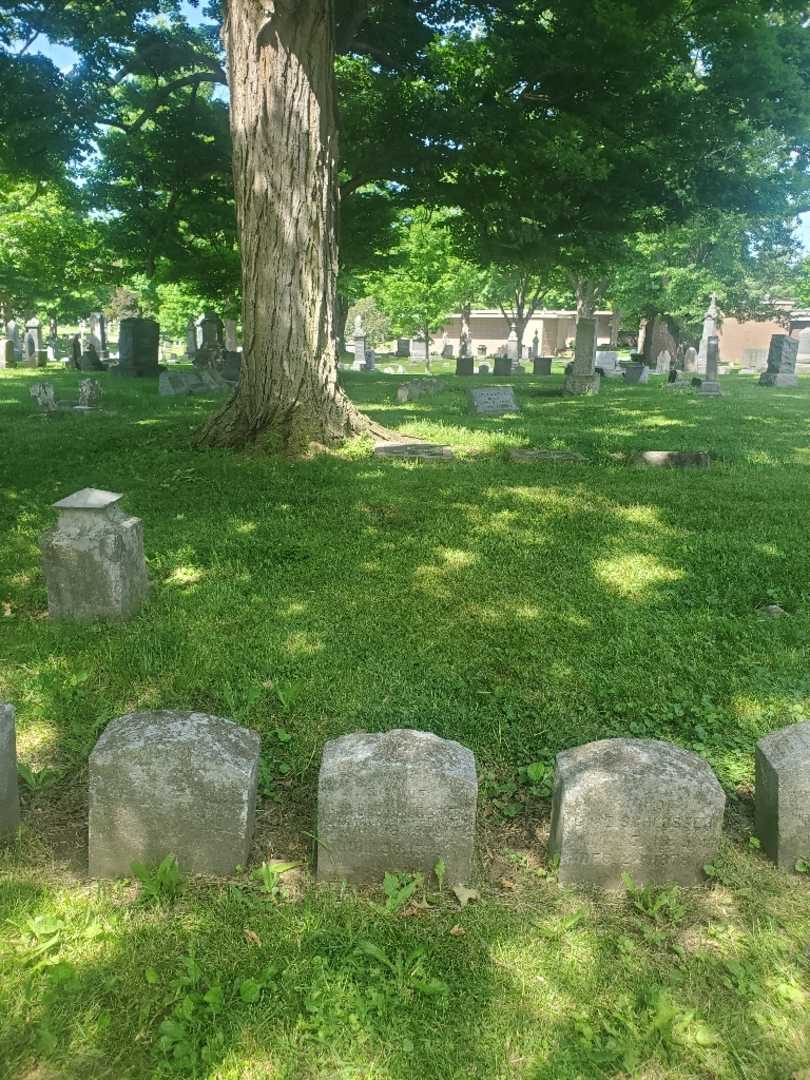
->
[197,0,375,452]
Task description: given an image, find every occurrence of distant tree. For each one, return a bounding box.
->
[369,211,472,371]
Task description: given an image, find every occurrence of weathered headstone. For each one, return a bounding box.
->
[695,335,722,395]
[596,350,620,374]
[455,354,474,376]
[0,704,19,841]
[741,347,767,373]
[656,349,672,375]
[89,710,260,877]
[5,319,21,359]
[530,330,540,360]
[396,378,443,403]
[78,379,103,408]
[24,318,42,367]
[396,337,411,358]
[698,293,719,373]
[159,370,207,396]
[478,362,490,375]
[30,382,58,412]
[549,738,725,887]
[352,315,367,371]
[533,355,552,376]
[493,355,512,376]
[564,317,600,395]
[186,319,198,361]
[40,488,149,621]
[506,326,519,362]
[469,385,520,416]
[0,338,15,368]
[70,335,82,370]
[410,339,427,362]
[80,344,105,372]
[631,450,710,469]
[224,319,238,352]
[115,317,160,377]
[756,722,810,872]
[759,334,799,388]
[683,346,698,373]
[194,311,224,369]
[316,729,477,883]
[796,327,810,372]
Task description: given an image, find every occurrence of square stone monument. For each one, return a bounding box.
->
[114,317,160,377]
[317,729,477,884]
[469,385,520,416]
[40,488,149,620]
[533,356,552,376]
[759,335,799,388]
[756,722,810,871]
[564,318,600,395]
[89,710,260,877]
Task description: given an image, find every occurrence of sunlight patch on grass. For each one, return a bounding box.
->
[637,415,690,429]
[166,565,205,587]
[614,504,674,530]
[435,547,477,569]
[594,553,684,598]
[283,631,323,657]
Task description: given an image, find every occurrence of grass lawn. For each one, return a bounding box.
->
[1,363,810,1078]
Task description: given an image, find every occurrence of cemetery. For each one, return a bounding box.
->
[3,2,810,1078]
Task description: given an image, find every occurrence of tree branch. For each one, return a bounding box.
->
[336,0,369,54]
[118,71,227,133]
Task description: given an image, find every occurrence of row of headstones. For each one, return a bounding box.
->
[2,706,807,885]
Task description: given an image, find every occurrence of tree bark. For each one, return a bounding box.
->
[196,0,378,453]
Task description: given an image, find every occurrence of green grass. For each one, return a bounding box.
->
[1,364,810,1078]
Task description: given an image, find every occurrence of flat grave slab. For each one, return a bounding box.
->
[374,439,454,461]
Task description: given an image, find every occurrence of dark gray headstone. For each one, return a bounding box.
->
[0,704,19,842]
[89,710,260,877]
[493,356,512,376]
[115,317,160,377]
[533,356,552,376]
[469,385,520,416]
[756,722,810,871]
[456,355,474,376]
[317,729,477,884]
[759,334,799,388]
[549,738,725,887]
[624,362,649,385]
[631,451,711,469]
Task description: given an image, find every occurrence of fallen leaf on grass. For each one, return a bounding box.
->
[449,925,466,937]
[452,884,479,908]
[244,928,262,947]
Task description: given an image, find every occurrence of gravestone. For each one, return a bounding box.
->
[70,335,82,370]
[508,449,586,464]
[656,349,672,375]
[506,326,519,362]
[531,330,540,360]
[30,382,57,412]
[24,318,42,368]
[316,729,477,884]
[759,334,799,388]
[40,488,149,621]
[695,335,722,396]
[441,334,453,358]
[493,355,512,376]
[115,317,160,377]
[469,385,519,416]
[186,319,198,361]
[0,704,19,841]
[564,317,600,395]
[456,355,474,376]
[5,319,21,359]
[683,347,698,373]
[741,347,767,373]
[352,315,367,370]
[0,338,15,368]
[374,440,454,461]
[631,450,711,469]
[221,352,241,384]
[533,356,552,376]
[396,337,410,358]
[396,378,443,403]
[549,738,725,887]
[194,311,224,369]
[698,293,719,373]
[89,710,260,877]
[596,350,620,374]
[159,370,207,396]
[80,344,106,372]
[796,327,810,372]
[198,366,232,392]
[78,379,103,408]
[755,722,810,871]
[410,339,427,362]
[478,363,490,375]
[224,319,238,352]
